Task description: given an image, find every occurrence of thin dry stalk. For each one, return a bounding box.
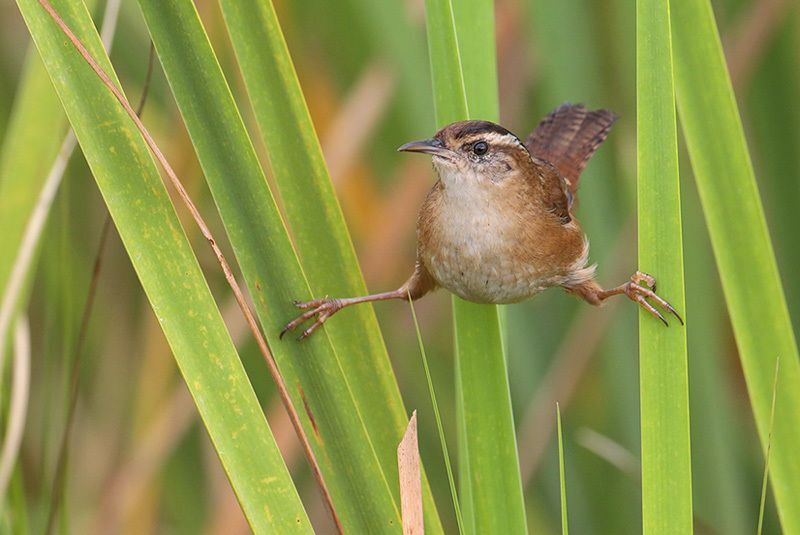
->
[0,316,31,505]
[575,427,639,479]
[0,130,76,405]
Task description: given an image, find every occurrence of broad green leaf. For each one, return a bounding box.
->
[636,0,693,532]
[672,0,800,531]
[451,0,498,120]
[757,358,780,535]
[14,1,310,531]
[745,21,800,331]
[215,0,446,530]
[212,11,437,524]
[423,0,527,533]
[134,0,440,530]
[683,173,753,533]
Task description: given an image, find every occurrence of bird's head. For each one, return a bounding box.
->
[398,120,531,186]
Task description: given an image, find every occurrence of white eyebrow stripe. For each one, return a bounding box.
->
[482,131,523,147]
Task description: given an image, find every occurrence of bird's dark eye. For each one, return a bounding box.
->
[472,141,488,156]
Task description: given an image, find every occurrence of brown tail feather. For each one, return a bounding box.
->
[524,103,617,194]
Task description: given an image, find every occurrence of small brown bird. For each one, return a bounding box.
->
[282,103,682,339]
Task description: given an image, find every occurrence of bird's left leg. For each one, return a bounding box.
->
[564,271,683,326]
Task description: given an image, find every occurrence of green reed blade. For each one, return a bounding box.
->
[671,0,800,530]
[424,0,527,533]
[134,0,444,530]
[636,0,693,533]
[15,1,310,531]
[557,403,569,535]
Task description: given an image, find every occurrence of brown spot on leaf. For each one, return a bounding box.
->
[298,384,320,438]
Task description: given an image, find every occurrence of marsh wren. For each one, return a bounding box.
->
[282,103,682,339]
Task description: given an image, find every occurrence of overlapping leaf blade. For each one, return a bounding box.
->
[14,1,310,531]
[135,0,444,530]
[672,0,800,530]
[212,6,446,530]
[636,0,693,531]
[424,0,527,532]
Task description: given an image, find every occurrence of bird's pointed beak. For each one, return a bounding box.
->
[397,138,454,159]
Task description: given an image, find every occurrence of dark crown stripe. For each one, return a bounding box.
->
[439,120,523,146]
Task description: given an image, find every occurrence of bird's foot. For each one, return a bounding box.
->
[280,297,343,340]
[624,271,683,326]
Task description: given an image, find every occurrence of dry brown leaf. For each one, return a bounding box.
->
[397,410,423,535]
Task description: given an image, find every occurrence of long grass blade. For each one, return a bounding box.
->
[214,5,444,528]
[683,175,753,533]
[556,403,568,535]
[15,1,311,530]
[0,132,75,394]
[757,356,780,535]
[671,0,800,530]
[43,1,337,527]
[134,0,427,530]
[636,0,693,532]
[423,0,527,533]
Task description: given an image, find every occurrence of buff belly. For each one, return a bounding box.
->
[425,252,549,303]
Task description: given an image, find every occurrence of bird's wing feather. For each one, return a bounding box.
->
[531,158,573,224]
[524,103,617,195]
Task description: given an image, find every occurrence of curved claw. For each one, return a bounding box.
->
[626,277,684,326]
[632,293,668,326]
[281,298,342,340]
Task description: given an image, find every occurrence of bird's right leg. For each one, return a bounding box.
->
[281,289,409,340]
[281,262,435,340]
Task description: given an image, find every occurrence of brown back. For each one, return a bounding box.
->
[524,103,617,194]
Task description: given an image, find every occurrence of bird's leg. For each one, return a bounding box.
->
[566,271,683,326]
[280,289,411,340]
[282,261,437,340]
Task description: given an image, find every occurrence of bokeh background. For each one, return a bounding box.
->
[1,0,798,532]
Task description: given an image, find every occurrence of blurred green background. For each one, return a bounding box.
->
[1,0,797,532]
